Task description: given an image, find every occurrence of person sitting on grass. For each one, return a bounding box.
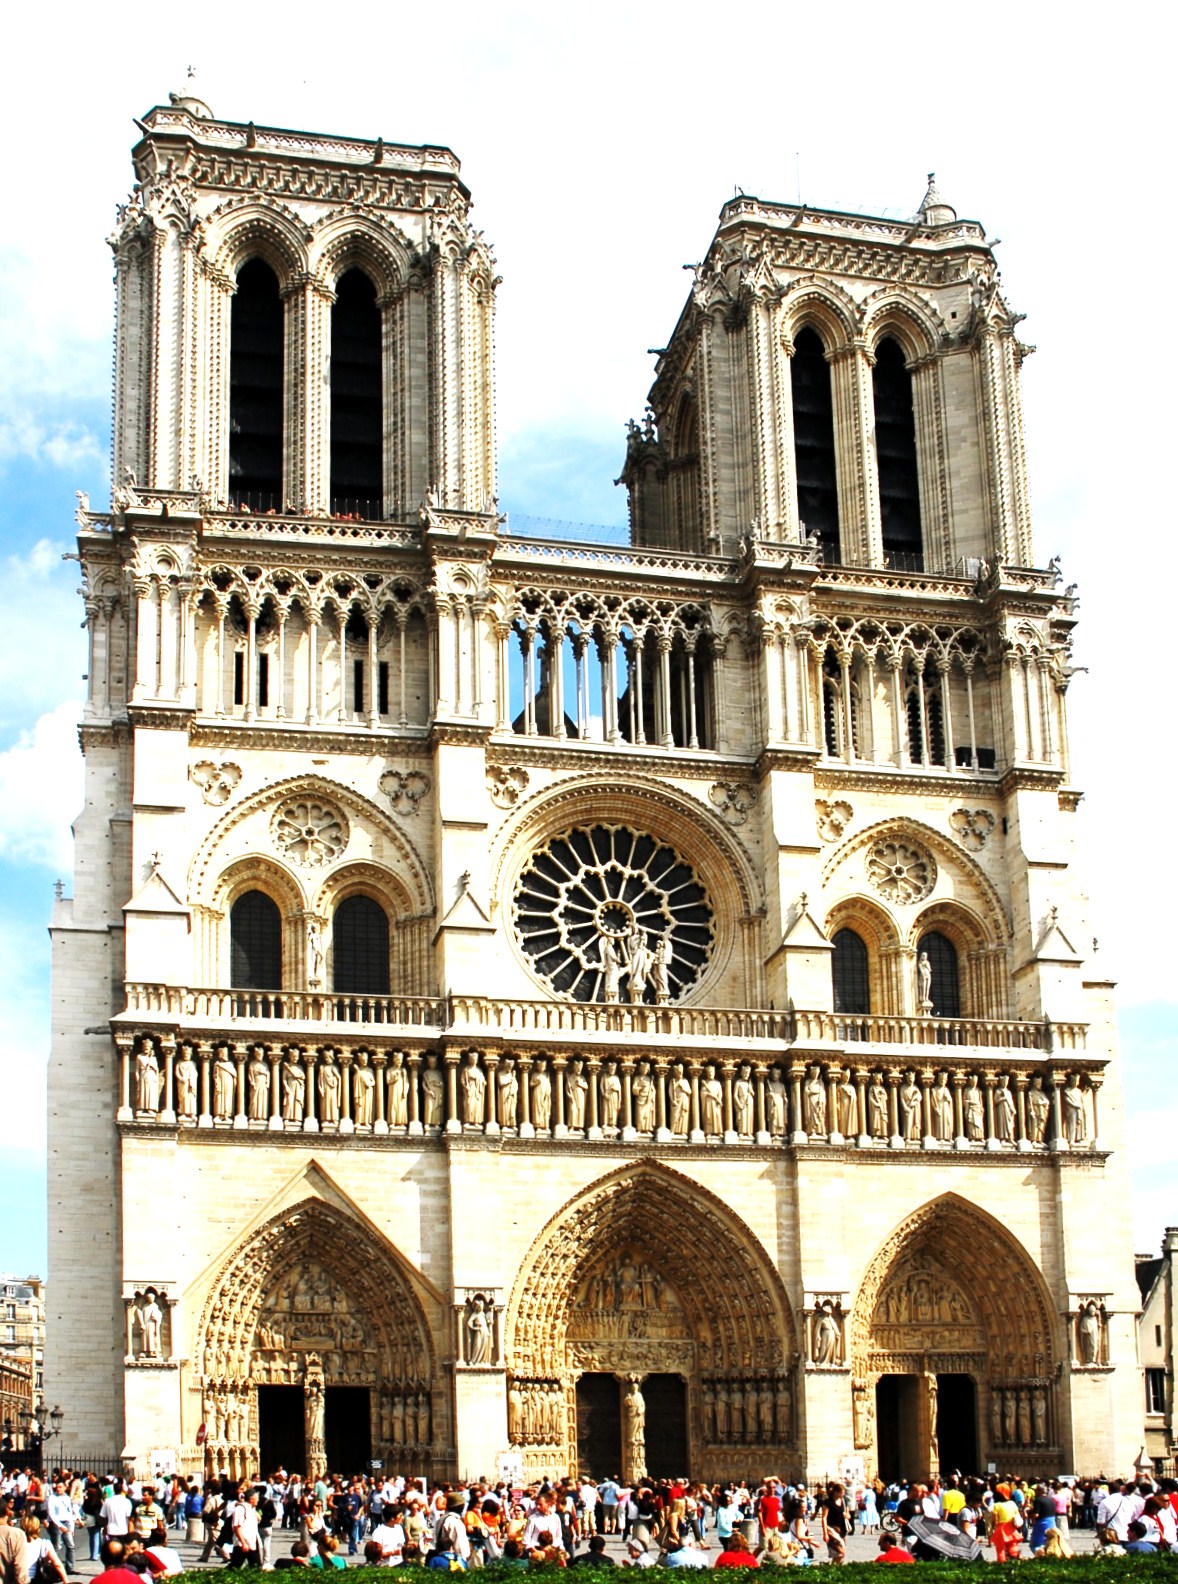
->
[1124,1520,1158,1556]
[312,1534,347,1570]
[713,1531,759,1569]
[872,1534,914,1566]
[570,1535,616,1567]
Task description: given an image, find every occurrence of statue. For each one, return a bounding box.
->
[600,1059,621,1129]
[281,1055,305,1121]
[353,1053,375,1127]
[651,934,672,1004]
[1077,1300,1103,1364]
[868,1073,888,1138]
[729,1382,744,1440]
[531,1061,552,1130]
[1062,1076,1086,1144]
[963,1075,984,1140]
[993,1078,1016,1142]
[626,929,654,1004]
[733,1063,754,1135]
[497,1057,518,1128]
[623,1377,646,1483]
[930,1072,953,1141]
[715,1384,730,1440]
[306,1378,325,1442]
[248,1050,269,1120]
[917,950,933,1008]
[507,1383,523,1442]
[991,1389,1003,1448]
[803,1066,826,1135]
[565,1059,588,1130]
[928,1375,940,1464]
[836,1070,857,1136]
[213,1047,236,1119]
[465,1296,492,1365]
[899,1071,921,1140]
[669,1064,691,1136]
[766,1068,787,1135]
[1017,1391,1031,1448]
[600,934,624,1004]
[1002,1389,1016,1445]
[422,1055,444,1126]
[135,1288,164,1357]
[461,1052,486,1125]
[135,1039,161,1113]
[175,1049,198,1119]
[758,1382,774,1440]
[388,1052,409,1127]
[813,1302,841,1366]
[852,1381,873,1449]
[306,918,324,985]
[700,1064,723,1135]
[318,1059,342,1125]
[632,1062,656,1131]
[775,1377,792,1439]
[1032,1387,1047,1445]
[1026,1075,1050,1143]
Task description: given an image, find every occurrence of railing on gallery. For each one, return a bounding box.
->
[119,984,1084,1052]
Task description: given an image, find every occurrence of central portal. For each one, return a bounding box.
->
[875,1375,919,1480]
[325,1385,372,1475]
[576,1374,622,1477]
[935,1373,977,1476]
[642,1374,687,1477]
[258,1384,305,1474]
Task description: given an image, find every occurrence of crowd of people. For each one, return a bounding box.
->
[1,1464,1175,1575]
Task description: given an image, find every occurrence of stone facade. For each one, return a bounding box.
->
[1137,1231,1178,1475]
[46,95,1140,1484]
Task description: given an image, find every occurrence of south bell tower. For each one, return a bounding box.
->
[50,96,1138,1487]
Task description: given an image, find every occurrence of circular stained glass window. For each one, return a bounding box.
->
[513,824,714,1002]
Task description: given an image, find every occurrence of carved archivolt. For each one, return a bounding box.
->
[505,1161,795,1380]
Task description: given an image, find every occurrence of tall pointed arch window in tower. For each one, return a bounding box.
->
[330,269,383,519]
[791,328,840,562]
[332,895,390,996]
[873,337,923,570]
[904,657,946,767]
[229,260,284,511]
[822,649,859,760]
[918,930,960,1018]
[230,891,283,991]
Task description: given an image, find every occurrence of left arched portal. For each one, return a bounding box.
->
[194,1198,438,1480]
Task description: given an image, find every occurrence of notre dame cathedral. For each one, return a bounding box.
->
[47,83,1140,1485]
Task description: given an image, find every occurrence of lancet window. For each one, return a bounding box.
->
[832,928,870,1015]
[918,929,960,1018]
[873,337,923,570]
[821,648,862,760]
[791,327,840,562]
[231,891,283,990]
[332,895,390,996]
[229,260,284,511]
[330,269,383,519]
[904,657,946,768]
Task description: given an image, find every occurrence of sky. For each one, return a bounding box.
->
[0,0,1174,1278]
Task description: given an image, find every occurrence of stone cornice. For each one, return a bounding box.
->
[485,738,746,780]
[755,746,823,777]
[189,722,432,756]
[1000,765,1066,796]
[814,765,1001,799]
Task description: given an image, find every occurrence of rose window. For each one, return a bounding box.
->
[513,824,714,1002]
[866,839,935,904]
[271,798,349,867]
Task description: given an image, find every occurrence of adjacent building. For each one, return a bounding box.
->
[46,86,1141,1484]
[1137,1231,1177,1476]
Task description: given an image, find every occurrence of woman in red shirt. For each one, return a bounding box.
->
[714,1532,759,1568]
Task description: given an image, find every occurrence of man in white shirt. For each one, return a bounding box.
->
[370,1515,406,1563]
[100,1484,133,1542]
[47,1481,79,1574]
[663,1535,709,1569]
[521,1493,563,1552]
[231,1489,261,1567]
[1097,1481,1144,1543]
[145,1526,184,1577]
[434,1498,471,1562]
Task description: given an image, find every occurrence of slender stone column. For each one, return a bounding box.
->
[197,1040,213,1128]
[159,1038,177,1126]
[372,1053,388,1135]
[722,1062,736,1144]
[444,1053,462,1135]
[339,1050,355,1134]
[689,1064,704,1144]
[268,1043,284,1132]
[232,1042,249,1129]
[303,1049,319,1133]
[116,1035,134,1121]
[407,1051,423,1136]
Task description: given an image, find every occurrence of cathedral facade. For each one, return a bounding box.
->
[47,89,1140,1485]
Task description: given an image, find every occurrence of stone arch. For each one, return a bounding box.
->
[195,1195,441,1479]
[824,894,902,1015]
[861,289,944,362]
[909,898,1007,1021]
[489,774,763,1007]
[312,211,413,299]
[205,199,311,290]
[505,1161,797,1479]
[206,855,307,989]
[780,278,858,353]
[851,1192,1060,1477]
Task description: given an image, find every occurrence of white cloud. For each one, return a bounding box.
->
[0,701,84,871]
[0,541,86,738]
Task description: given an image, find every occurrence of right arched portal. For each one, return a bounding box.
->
[852,1195,1060,1481]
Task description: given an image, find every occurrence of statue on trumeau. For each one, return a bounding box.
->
[623,1375,646,1483]
[465,1294,493,1365]
[812,1300,843,1366]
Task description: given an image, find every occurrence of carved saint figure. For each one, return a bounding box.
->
[868,1073,888,1138]
[803,1066,826,1135]
[993,1077,1016,1142]
[852,1381,873,1449]
[306,1379,325,1443]
[599,1060,621,1129]
[565,1059,588,1130]
[1062,1076,1086,1144]
[758,1382,774,1440]
[1026,1075,1050,1144]
[632,1062,656,1131]
[135,1289,164,1357]
[175,1049,198,1119]
[669,1064,691,1136]
[930,1072,953,1141]
[281,1055,305,1121]
[387,1052,409,1127]
[422,1055,444,1127]
[775,1378,792,1439]
[715,1384,730,1440]
[306,918,324,985]
[991,1389,1003,1448]
[1078,1300,1102,1365]
[135,1039,161,1113]
[1032,1386,1047,1445]
[248,1050,270,1120]
[623,1377,646,1480]
[213,1048,236,1119]
[813,1302,841,1366]
[963,1075,984,1141]
[701,1064,723,1135]
[466,1295,492,1365]
[733,1063,755,1135]
[626,928,654,1004]
[651,934,673,1003]
[353,1053,375,1127]
[1002,1388,1016,1445]
[917,950,933,1008]
[461,1052,486,1125]
[836,1071,857,1137]
[497,1057,518,1128]
[531,1061,552,1130]
[899,1071,921,1140]
[318,1059,342,1125]
[600,933,624,1004]
[766,1069,787,1136]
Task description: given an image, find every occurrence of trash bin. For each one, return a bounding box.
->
[739,1519,759,1548]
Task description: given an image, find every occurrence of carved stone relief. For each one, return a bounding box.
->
[949,807,996,852]
[487,766,530,808]
[191,760,243,805]
[708,781,758,826]
[379,769,431,816]
[816,798,853,843]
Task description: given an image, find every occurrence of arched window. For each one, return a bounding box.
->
[822,649,859,759]
[229,260,284,510]
[873,337,922,570]
[791,327,839,561]
[230,891,282,989]
[919,930,960,1018]
[332,895,390,995]
[832,928,870,1015]
[904,659,945,767]
[330,269,383,519]
[672,395,700,549]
